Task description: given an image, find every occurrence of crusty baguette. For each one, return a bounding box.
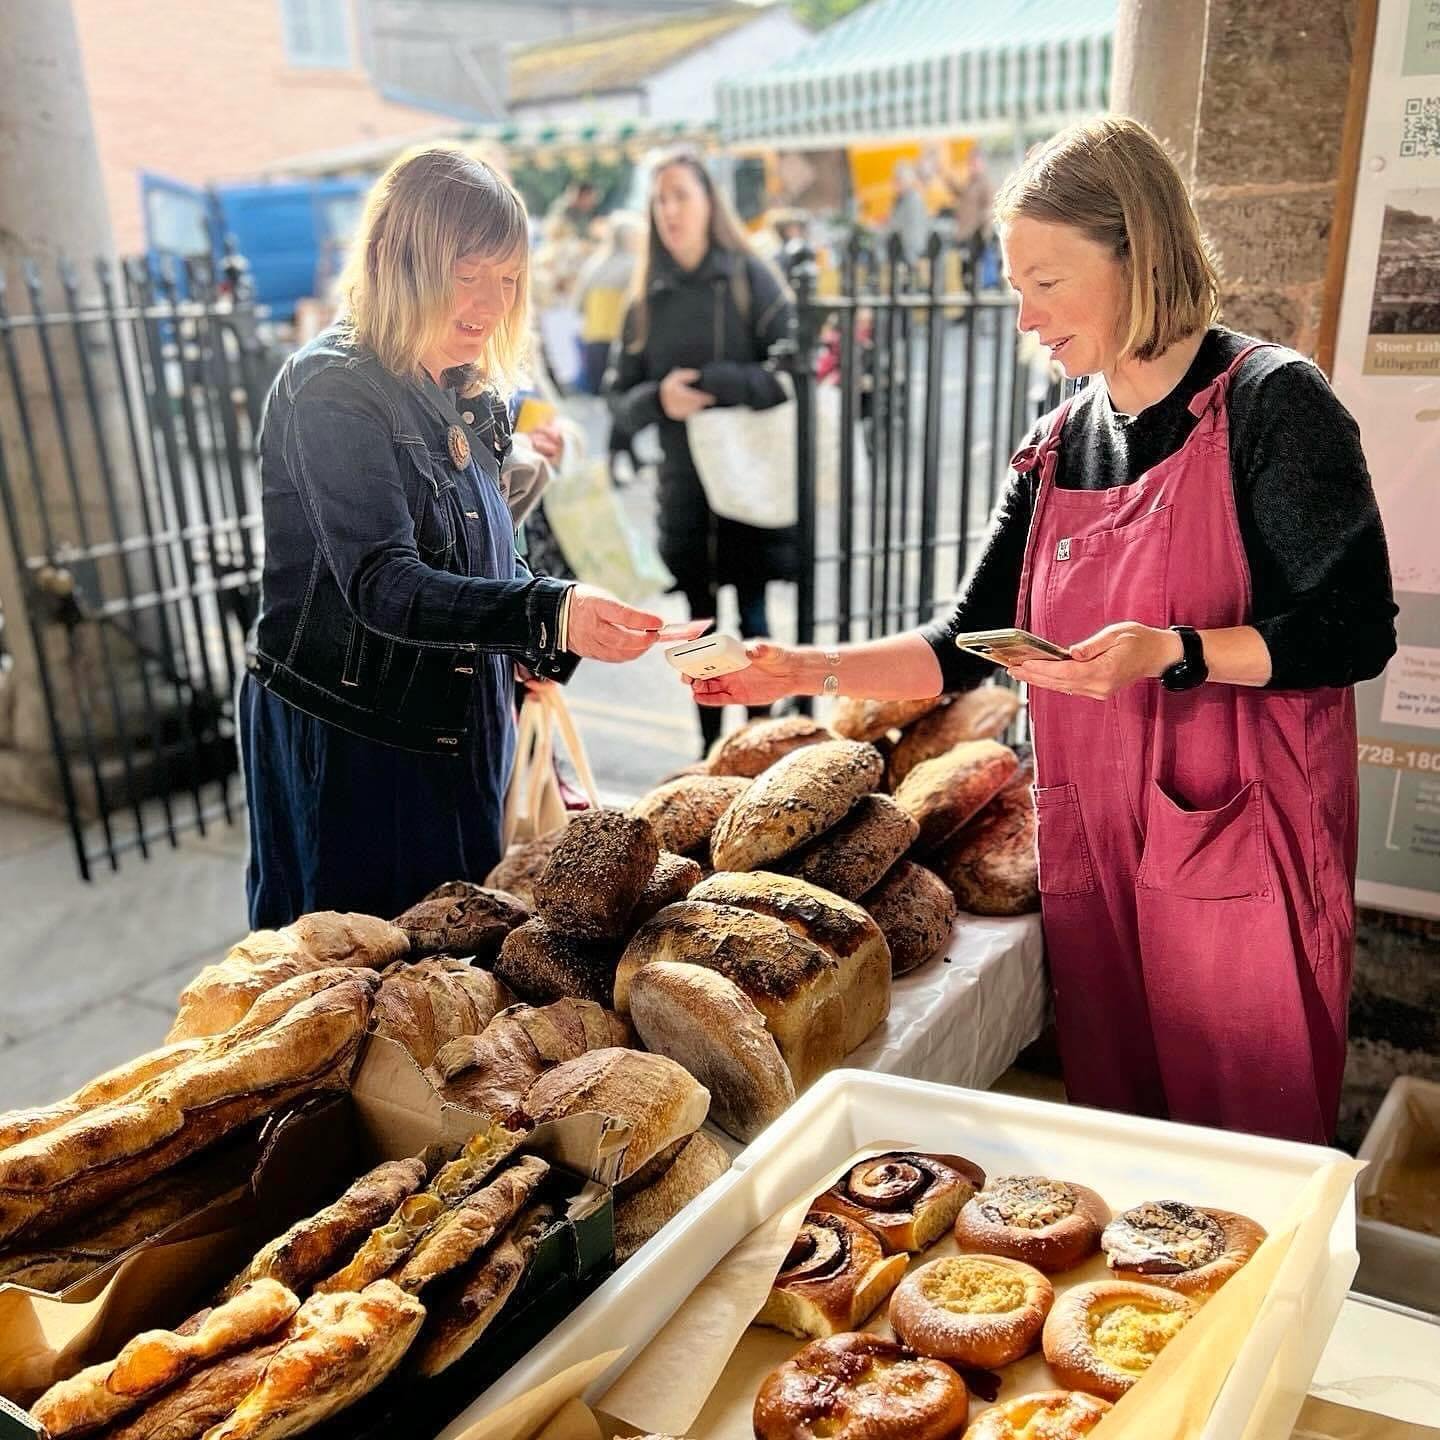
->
[101,1339,285,1440]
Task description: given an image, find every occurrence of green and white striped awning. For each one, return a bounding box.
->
[717,0,1116,146]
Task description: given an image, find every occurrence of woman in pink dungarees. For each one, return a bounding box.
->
[689,118,1397,1146]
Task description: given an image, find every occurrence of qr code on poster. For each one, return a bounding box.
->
[1401,97,1440,157]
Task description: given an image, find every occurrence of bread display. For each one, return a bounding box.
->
[167,914,406,1041]
[889,1254,1054,1369]
[930,774,1039,917]
[862,862,957,976]
[782,794,919,901]
[831,695,943,743]
[710,740,884,872]
[520,1047,710,1188]
[887,685,1022,789]
[412,1203,554,1377]
[1101,1200,1266,1296]
[687,871,890,1056]
[391,883,530,962]
[756,1211,908,1339]
[963,1390,1111,1438]
[753,1332,969,1440]
[893,739,1020,852]
[370,959,515,1069]
[629,851,705,929]
[955,1177,1110,1274]
[0,970,378,1246]
[707,715,836,779]
[533,809,659,941]
[613,1131,731,1262]
[615,901,846,1091]
[484,829,566,908]
[494,918,620,1007]
[224,1158,427,1300]
[628,961,795,1143]
[1041,1279,1198,1400]
[629,775,751,856]
[430,998,632,1125]
[30,1278,300,1436]
[813,1152,985,1254]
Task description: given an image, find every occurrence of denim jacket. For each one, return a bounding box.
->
[247,328,577,754]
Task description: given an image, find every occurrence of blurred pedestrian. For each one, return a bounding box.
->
[576,212,645,484]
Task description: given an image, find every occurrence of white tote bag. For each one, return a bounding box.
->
[502,685,602,848]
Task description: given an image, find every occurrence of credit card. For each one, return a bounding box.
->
[651,619,714,642]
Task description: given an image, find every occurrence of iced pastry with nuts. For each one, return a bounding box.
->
[1101,1199,1266,1296]
[954,1175,1110,1273]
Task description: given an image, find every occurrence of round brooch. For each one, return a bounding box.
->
[446,423,471,469]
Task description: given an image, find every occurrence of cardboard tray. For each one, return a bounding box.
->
[442,1069,1361,1440]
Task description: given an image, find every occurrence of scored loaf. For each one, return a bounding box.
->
[892,738,1019,851]
[370,959,515,1069]
[930,770,1039,916]
[887,686,1022,789]
[710,740,884,872]
[781,794,919,901]
[613,1130,732,1261]
[392,884,530,962]
[494,918,619,1007]
[864,862,958,976]
[707,716,837,779]
[831,696,943,744]
[628,775,751,856]
[534,810,659,941]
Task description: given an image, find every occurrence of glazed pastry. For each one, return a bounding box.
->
[1101,1200,1266,1295]
[888,1254,1053,1369]
[753,1332,968,1440]
[1042,1280,1199,1401]
[954,1176,1110,1273]
[962,1389,1112,1438]
[755,1211,909,1338]
[811,1151,985,1253]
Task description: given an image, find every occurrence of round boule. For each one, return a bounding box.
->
[782,794,919,900]
[708,716,837,778]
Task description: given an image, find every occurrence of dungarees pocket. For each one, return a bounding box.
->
[1136,779,1272,900]
[1033,783,1097,895]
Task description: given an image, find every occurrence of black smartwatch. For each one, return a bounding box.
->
[1160,625,1208,692]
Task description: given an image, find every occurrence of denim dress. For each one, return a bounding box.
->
[242,373,532,930]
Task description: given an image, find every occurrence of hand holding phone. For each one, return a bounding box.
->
[953,628,1071,666]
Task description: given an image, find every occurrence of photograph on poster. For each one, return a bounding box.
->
[1364,186,1440,374]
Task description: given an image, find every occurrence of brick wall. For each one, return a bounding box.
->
[71,0,444,252]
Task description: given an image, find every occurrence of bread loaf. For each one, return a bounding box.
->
[887,686,1022,788]
[522,1047,711,1187]
[687,872,890,1056]
[930,775,1039,916]
[831,696,943,743]
[534,810,659,940]
[370,959,515,1068]
[781,794,919,901]
[892,738,1019,851]
[615,901,845,1090]
[627,962,795,1142]
[484,829,566,908]
[613,1130,731,1261]
[392,884,529,962]
[101,1339,285,1440]
[710,740,884,872]
[863,862,957,975]
[629,775,751,855]
[494,918,619,1006]
[629,852,704,930]
[707,716,837,778]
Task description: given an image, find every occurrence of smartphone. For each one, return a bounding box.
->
[953,628,1071,665]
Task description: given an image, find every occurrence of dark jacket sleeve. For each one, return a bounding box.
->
[603,303,665,433]
[699,257,793,410]
[1228,361,1398,689]
[286,369,569,659]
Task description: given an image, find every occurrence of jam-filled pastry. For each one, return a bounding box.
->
[756,1210,909,1339]
[811,1151,985,1253]
[963,1389,1112,1438]
[1101,1200,1266,1296]
[888,1254,1053,1370]
[1042,1279,1199,1401]
[954,1175,1110,1273]
[753,1332,969,1440]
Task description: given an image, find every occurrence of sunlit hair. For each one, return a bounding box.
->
[994,117,1220,363]
[626,147,784,352]
[338,142,530,394]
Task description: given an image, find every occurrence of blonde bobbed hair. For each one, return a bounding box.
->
[994,117,1220,363]
[338,142,530,394]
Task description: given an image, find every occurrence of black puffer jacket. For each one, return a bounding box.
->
[604,245,796,592]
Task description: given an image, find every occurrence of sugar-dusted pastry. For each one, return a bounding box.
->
[753,1332,968,1440]
[755,1211,909,1339]
[1101,1200,1266,1296]
[1042,1280,1199,1400]
[963,1390,1112,1438]
[811,1151,985,1253]
[955,1176,1110,1273]
[889,1255,1053,1369]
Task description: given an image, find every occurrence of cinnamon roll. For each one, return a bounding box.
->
[1101,1200,1266,1296]
[888,1254,1053,1369]
[954,1175,1109,1273]
[811,1151,985,1253]
[756,1210,910,1339]
[963,1390,1111,1438]
[753,1333,968,1440]
[1042,1280,1199,1401]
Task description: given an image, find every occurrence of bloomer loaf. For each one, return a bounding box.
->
[1042,1280,1199,1401]
[756,1210,908,1339]
[963,1390,1111,1439]
[889,1254,1053,1369]
[813,1151,985,1253]
[1101,1200,1265,1296]
[955,1175,1110,1273]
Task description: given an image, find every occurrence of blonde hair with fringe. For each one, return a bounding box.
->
[338,142,530,395]
[994,117,1220,363]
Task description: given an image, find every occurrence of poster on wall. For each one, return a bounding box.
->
[1331,0,1440,917]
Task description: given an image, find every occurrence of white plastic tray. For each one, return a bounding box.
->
[443,1070,1358,1439]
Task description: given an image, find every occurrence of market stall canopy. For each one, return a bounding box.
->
[716,0,1116,147]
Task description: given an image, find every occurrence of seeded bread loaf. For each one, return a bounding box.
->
[781,794,919,900]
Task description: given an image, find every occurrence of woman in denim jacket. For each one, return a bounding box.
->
[241,145,664,928]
